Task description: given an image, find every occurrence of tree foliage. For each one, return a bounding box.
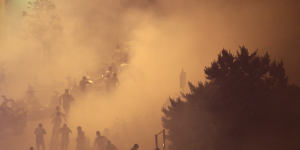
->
[162,46,300,150]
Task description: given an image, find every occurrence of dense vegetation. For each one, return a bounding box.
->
[162,47,300,150]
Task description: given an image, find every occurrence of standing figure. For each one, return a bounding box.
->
[59,89,74,114]
[94,130,108,150]
[34,123,46,150]
[179,69,186,90]
[131,144,139,150]
[76,126,89,150]
[106,140,118,150]
[59,124,72,150]
[50,106,65,150]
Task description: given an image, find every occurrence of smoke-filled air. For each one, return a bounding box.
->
[0,0,300,150]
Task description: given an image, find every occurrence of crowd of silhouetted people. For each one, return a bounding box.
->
[26,68,124,150]
[31,120,139,150]
[27,87,139,150]
[0,63,140,150]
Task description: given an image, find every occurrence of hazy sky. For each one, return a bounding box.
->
[150,0,300,84]
[2,0,300,85]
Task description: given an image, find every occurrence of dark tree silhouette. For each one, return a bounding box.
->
[162,46,300,150]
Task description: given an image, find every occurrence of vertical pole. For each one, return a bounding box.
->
[163,129,166,150]
[155,134,159,150]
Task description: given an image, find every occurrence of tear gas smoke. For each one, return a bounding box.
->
[0,0,299,149]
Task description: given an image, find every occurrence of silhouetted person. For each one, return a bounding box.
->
[59,124,72,150]
[59,89,74,114]
[50,106,65,150]
[131,144,139,150]
[79,76,92,92]
[34,123,46,150]
[76,126,88,150]
[94,130,108,150]
[52,106,65,128]
[179,69,186,90]
[106,140,117,150]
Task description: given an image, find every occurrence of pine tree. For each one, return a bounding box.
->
[162,46,300,150]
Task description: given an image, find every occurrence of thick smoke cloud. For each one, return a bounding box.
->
[0,0,299,149]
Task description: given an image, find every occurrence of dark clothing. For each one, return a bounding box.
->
[131,145,139,150]
[34,127,46,150]
[50,110,65,150]
[94,136,108,150]
[59,126,72,150]
[80,78,91,91]
[76,130,89,150]
[106,143,117,150]
[60,93,74,114]
[52,111,65,130]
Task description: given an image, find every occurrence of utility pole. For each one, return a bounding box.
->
[155,134,159,150]
[155,129,166,150]
[162,129,166,150]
